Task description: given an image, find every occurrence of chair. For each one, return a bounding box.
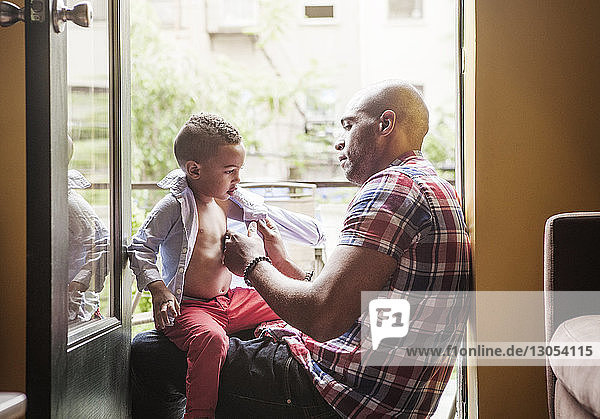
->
[544,212,600,418]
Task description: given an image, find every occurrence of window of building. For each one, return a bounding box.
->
[148,0,180,29]
[388,0,423,20]
[304,88,337,138]
[302,1,337,24]
[206,0,258,33]
[305,5,333,19]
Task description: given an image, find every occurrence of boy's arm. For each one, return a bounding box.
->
[128,195,181,329]
[128,195,178,291]
[226,187,326,246]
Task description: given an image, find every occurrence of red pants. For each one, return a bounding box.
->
[163,288,278,419]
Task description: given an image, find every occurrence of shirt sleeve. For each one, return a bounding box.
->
[127,194,180,291]
[338,170,431,261]
[74,218,109,293]
[264,204,326,246]
[68,191,109,291]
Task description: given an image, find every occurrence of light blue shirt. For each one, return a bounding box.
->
[128,169,326,302]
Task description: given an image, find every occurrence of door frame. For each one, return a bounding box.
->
[25,0,68,413]
[25,0,131,415]
[456,0,472,417]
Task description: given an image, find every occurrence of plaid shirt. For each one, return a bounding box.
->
[258,151,471,418]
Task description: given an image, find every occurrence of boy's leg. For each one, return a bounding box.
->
[163,299,229,419]
[226,287,280,333]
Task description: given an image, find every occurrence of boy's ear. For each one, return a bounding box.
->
[184,160,202,179]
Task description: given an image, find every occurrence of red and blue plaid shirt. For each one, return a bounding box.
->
[258,151,472,418]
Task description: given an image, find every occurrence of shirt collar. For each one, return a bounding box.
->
[388,150,423,167]
[157,169,189,196]
[157,169,268,220]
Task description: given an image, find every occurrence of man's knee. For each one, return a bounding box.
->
[130,330,187,419]
[130,330,187,393]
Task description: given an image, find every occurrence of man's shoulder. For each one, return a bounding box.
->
[349,164,436,220]
[371,160,455,197]
[382,158,436,180]
[348,168,425,219]
[360,166,420,197]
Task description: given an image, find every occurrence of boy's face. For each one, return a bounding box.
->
[190,143,245,200]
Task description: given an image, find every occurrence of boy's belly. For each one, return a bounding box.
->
[183,256,232,299]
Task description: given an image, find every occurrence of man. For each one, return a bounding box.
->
[130,80,471,418]
[220,80,471,417]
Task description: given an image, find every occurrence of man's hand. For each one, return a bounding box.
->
[223,221,266,276]
[257,217,306,280]
[257,218,288,267]
[147,280,181,330]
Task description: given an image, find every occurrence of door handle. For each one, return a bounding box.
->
[0,1,24,27]
[52,0,92,33]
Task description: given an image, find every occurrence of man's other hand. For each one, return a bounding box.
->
[257,218,288,268]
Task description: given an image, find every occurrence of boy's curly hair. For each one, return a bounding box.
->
[174,112,243,167]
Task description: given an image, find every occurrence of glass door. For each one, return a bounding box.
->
[66,0,114,342]
[25,0,131,416]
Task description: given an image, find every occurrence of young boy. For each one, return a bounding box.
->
[128,113,324,418]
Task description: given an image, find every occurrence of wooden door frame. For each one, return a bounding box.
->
[25,0,68,413]
[25,0,131,416]
[456,0,471,417]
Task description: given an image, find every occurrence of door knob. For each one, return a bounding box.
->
[0,1,24,27]
[52,0,92,33]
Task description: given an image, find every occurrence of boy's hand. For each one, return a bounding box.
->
[223,221,266,276]
[147,281,181,330]
[257,218,288,268]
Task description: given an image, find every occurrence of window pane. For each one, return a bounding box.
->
[388,0,423,19]
[66,0,112,331]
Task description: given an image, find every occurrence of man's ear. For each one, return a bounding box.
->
[379,110,396,136]
[184,160,202,179]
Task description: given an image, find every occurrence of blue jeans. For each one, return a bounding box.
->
[130,330,339,418]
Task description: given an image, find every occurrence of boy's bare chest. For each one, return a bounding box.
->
[193,201,227,249]
[184,199,230,297]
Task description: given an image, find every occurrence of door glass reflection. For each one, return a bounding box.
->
[67,0,111,329]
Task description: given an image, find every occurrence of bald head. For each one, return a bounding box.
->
[349,80,429,148]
